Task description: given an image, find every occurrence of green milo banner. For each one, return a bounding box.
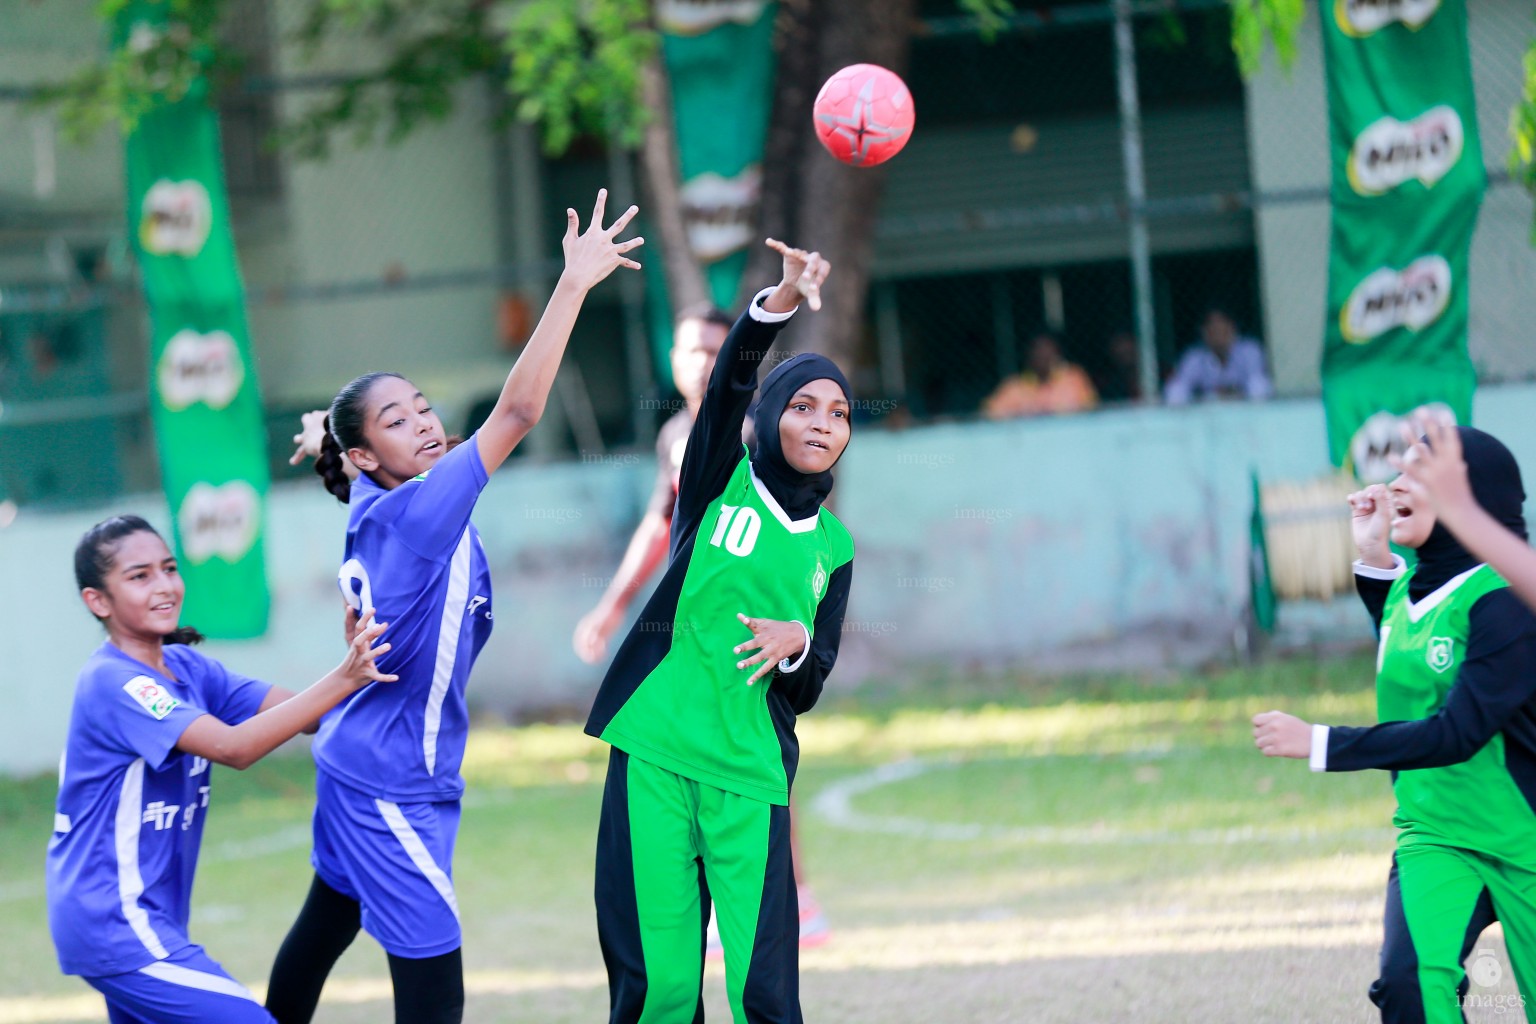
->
[648,0,777,381]
[1320,0,1484,482]
[119,3,270,637]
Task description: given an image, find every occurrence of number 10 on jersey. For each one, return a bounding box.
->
[710,505,761,557]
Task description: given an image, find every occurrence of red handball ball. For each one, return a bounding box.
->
[812,63,915,168]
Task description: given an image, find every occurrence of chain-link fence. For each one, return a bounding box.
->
[1,0,1533,509]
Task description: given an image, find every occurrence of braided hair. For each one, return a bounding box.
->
[74,515,204,645]
[317,372,404,504]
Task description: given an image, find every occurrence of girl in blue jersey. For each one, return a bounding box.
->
[264,190,641,1024]
[48,515,394,1024]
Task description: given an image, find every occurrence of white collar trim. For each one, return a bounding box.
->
[1407,564,1486,623]
[748,465,821,533]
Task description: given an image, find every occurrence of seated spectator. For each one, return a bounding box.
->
[1094,328,1143,403]
[1164,307,1272,405]
[982,331,1098,419]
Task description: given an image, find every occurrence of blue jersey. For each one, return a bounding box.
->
[47,643,271,977]
[313,434,494,802]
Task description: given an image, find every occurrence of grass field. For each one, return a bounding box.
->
[1,650,1528,1023]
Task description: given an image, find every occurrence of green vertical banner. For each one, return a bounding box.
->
[120,4,270,637]
[1320,0,1484,482]
[649,1,777,379]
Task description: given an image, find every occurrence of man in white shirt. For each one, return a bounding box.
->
[1164,307,1273,405]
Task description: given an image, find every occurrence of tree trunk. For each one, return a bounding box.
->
[638,55,710,313]
[747,0,919,368]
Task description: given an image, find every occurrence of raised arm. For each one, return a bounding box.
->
[1254,590,1536,770]
[475,189,643,475]
[1348,484,1397,632]
[1398,413,1536,614]
[174,612,395,770]
[672,239,830,541]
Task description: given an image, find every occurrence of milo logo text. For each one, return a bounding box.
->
[1335,0,1441,36]
[1341,255,1451,343]
[139,179,213,258]
[178,481,261,564]
[1348,107,1463,196]
[158,329,245,411]
[680,166,761,264]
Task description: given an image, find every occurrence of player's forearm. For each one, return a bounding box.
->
[762,280,805,314]
[709,302,786,397]
[1324,717,1480,772]
[1441,501,1536,610]
[180,672,358,770]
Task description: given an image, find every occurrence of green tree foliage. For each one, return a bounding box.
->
[38,0,233,139]
[1512,31,1536,239]
[1227,0,1305,77]
[44,0,1013,160]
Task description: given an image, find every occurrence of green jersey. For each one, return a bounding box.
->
[585,297,856,806]
[1374,565,1536,860]
[600,453,852,804]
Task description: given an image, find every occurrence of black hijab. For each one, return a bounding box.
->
[1409,426,1527,600]
[750,353,852,521]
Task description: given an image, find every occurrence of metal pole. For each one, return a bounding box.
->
[1113,0,1158,404]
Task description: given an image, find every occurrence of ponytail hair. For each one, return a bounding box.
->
[74,515,205,645]
[315,417,352,503]
[316,371,405,504]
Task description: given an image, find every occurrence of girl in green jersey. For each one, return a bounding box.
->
[1254,426,1536,1024]
[584,240,851,1024]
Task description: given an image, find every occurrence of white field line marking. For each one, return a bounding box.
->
[809,758,1391,846]
[0,970,613,1024]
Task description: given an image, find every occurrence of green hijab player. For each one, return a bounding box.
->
[1256,427,1536,1023]
[585,239,851,1024]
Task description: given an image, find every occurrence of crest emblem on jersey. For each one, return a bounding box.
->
[1426,636,1455,673]
[812,563,826,599]
[124,675,180,720]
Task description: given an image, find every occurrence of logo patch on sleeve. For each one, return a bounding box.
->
[123,675,180,720]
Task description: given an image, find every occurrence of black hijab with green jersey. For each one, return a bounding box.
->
[1410,426,1526,600]
[750,353,852,520]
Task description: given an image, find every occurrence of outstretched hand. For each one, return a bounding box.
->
[1393,408,1474,525]
[289,410,330,466]
[562,189,644,292]
[764,238,831,312]
[339,608,398,688]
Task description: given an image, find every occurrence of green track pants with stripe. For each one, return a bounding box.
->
[1373,843,1536,1023]
[595,748,800,1024]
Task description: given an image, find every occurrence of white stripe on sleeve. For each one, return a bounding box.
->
[424,529,473,776]
[115,758,169,960]
[375,800,461,922]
